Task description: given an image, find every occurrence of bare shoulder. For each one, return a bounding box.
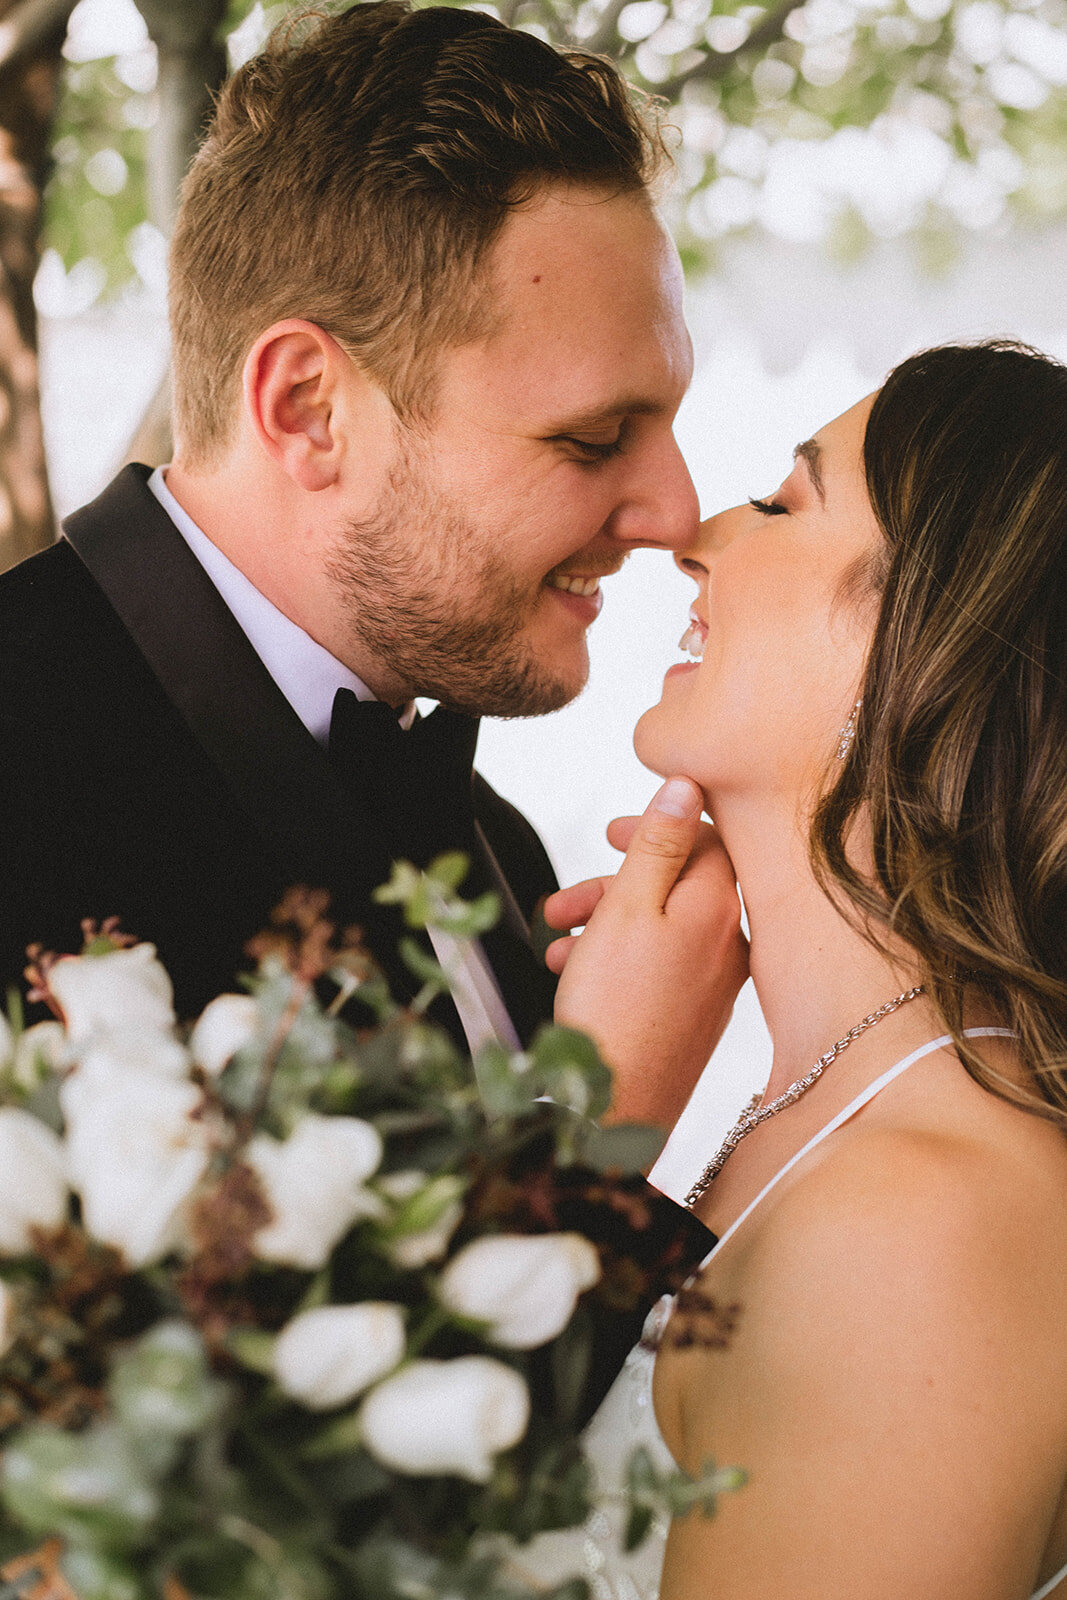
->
[745,1110,1067,1326]
[657,1100,1067,1598]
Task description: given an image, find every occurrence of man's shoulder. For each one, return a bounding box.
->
[0,538,121,679]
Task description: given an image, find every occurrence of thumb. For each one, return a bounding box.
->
[612,777,704,910]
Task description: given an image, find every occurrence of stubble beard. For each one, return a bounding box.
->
[326,451,588,719]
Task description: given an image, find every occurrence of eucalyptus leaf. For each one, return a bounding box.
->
[576,1122,666,1175]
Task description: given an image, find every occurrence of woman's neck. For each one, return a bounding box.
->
[714,789,930,1099]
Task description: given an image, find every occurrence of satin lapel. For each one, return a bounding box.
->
[472,819,557,1047]
[61,465,401,928]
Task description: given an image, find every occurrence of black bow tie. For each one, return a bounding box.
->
[328,689,483,874]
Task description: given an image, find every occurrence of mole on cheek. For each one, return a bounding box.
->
[532,275,541,283]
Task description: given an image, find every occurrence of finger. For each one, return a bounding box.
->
[605,815,639,853]
[543,876,610,931]
[612,777,704,911]
[544,933,577,975]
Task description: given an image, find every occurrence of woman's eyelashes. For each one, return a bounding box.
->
[749,496,788,516]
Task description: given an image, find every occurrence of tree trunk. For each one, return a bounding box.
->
[0,0,72,572]
[121,0,229,472]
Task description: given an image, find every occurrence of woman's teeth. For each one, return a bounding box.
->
[679,621,705,661]
[548,574,600,597]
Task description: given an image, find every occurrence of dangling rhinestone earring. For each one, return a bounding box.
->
[836,698,862,761]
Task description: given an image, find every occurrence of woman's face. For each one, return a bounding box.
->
[635,395,884,808]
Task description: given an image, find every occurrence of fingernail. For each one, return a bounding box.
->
[651,778,701,819]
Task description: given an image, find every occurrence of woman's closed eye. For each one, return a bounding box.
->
[749,496,788,516]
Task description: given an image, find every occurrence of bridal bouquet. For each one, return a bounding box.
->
[0,860,737,1600]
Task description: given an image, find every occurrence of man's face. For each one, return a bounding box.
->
[327,184,699,717]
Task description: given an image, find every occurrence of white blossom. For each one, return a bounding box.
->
[61,1062,210,1267]
[189,994,260,1078]
[439,1233,600,1349]
[48,943,176,1044]
[377,1171,464,1269]
[360,1357,529,1481]
[273,1303,406,1410]
[12,1021,68,1090]
[0,1108,67,1254]
[248,1115,383,1270]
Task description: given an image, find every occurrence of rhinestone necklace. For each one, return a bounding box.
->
[684,985,925,1209]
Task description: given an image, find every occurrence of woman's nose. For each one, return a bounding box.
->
[673,503,741,579]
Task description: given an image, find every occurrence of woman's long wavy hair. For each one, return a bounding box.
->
[812,340,1067,1124]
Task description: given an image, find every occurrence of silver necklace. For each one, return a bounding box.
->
[684,985,925,1209]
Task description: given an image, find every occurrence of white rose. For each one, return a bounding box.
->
[273,1303,406,1410]
[61,1063,210,1266]
[248,1115,383,1269]
[0,1108,67,1254]
[78,1029,190,1081]
[12,1021,68,1090]
[439,1233,600,1349]
[377,1171,464,1269]
[189,994,260,1078]
[0,1280,15,1357]
[360,1356,529,1482]
[48,944,176,1044]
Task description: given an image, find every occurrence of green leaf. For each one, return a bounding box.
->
[624,1502,655,1552]
[472,1040,534,1119]
[398,936,449,988]
[424,851,471,893]
[576,1122,666,1175]
[528,1026,613,1121]
[299,1409,365,1460]
[228,1329,278,1375]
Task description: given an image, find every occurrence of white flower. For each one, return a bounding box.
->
[61,1063,210,1267]
[273,1303,406,1410]
[360,1357,529,1481]
[48,943,176,1044]
[189,994,259,1078]
[12,1021,68,1090]
[439,1233,600,1349]
[78,1030,190,1081]
[377,1171,464,1269]
[0,1280,15,1358]
[247,1115,384,1269]
[0,1108,68,1255]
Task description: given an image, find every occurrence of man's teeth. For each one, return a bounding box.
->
[548,574,600,597]
[678,623,704,661]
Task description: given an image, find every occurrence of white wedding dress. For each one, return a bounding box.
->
[510,1032,1067,1600]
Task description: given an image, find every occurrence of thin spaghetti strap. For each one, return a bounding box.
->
[691,1027,1015,1275]
[1032,1564,1067,1600]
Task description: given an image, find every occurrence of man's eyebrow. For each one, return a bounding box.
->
[793,438,825,502]
[545,398,664,431]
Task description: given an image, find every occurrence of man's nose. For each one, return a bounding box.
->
[673,503,743,577]
[609,432,700,552]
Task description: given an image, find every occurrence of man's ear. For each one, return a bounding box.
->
[242,319,352,491]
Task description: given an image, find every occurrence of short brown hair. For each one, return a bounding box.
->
[812,340,1067,1126]
[169,1,666,465]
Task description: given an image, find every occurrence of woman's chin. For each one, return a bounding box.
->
[632,702,672,777]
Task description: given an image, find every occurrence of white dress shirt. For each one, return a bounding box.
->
[148,468,521,1054]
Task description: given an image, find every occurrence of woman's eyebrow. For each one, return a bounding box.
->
[793,439,826,503]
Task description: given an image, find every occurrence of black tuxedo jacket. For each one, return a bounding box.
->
[0,464,713,1414]
[0,465,558,1039]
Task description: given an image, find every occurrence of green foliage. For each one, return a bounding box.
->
[45,54,153,297]
[36,0,1067,304]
